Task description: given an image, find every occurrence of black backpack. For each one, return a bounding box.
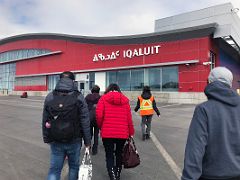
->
[46,91,80,143]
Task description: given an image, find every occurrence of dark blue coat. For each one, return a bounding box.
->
[182,81,240,180]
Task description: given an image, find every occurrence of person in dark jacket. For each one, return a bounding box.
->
[85,85,101,155]
[134,86,160,141]
[42,71,91,180]
[96,83,135,180]
[182,67,240,180]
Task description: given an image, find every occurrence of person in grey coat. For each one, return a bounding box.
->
[42,71,91,180]
[182,67,240,180]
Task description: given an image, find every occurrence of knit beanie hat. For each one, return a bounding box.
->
[208,67,233,87]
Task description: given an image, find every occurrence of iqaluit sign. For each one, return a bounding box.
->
[93,45,161,62]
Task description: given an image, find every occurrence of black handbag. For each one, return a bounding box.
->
[122,137,140,168]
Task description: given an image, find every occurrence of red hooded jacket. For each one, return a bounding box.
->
[96,91,134,139]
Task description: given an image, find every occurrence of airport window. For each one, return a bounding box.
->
[89,72,95,90]
[106,70,131,91]
[47,75,60,91]
[0,63,16,91]
[118,70,131,91]
[0,49,51,63]
[106,66,178,92]
[15,76,46,87]
[106,71,117,87]
[149,67,161,91]
[131,69,144,91]
[162,67,179,92]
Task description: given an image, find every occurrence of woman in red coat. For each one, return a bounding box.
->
[96,83,135,180]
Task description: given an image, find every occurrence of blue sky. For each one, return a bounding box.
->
[0,0,239,39]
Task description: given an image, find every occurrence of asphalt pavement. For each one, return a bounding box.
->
[0,95,196,180]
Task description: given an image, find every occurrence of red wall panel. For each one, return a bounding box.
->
[3,37,209,77]
[15,85,47,91]
[0,36,215,92]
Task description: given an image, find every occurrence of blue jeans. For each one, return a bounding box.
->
[47,141,82,180]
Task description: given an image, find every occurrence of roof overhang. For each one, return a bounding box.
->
[215,38,240,63]
[0,24,217,46]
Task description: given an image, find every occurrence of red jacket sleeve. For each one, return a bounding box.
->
[96,96,104,129]
[127,103,135,136]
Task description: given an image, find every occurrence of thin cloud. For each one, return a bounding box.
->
[0,0,240,39]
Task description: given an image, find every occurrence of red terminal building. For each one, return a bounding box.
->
[0,3,239,103]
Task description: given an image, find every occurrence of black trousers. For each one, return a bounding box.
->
[90,125,99,148]
[102,138,126,170]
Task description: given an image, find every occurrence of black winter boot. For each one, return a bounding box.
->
[115,167,122,180]
[108,167,117,180]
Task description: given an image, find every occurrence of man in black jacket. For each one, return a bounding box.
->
[42,71,91,180]
[182,67,240,180]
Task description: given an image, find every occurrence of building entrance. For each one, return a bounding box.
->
[75,73,90,95]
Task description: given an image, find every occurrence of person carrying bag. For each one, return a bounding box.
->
[96,83,135,180]
[122,137,140,169]
[42,71,91,180]
[78,148,92,180]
